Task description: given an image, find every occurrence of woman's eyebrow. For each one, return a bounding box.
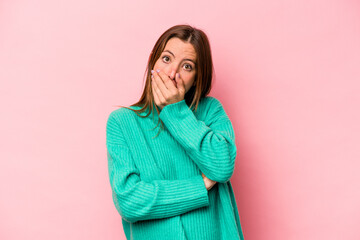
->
[163,50,196,64]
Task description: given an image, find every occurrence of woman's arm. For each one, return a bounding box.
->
[106,114,209,224]
[159,97,237,183]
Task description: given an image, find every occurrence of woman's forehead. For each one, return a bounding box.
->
[163,38,197,60]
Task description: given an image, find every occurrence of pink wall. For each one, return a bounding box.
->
[1,0,359,239]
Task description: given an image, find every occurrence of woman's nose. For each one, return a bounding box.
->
[169,69,176,80]
[164,66,177,80]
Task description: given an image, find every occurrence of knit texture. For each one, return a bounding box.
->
[106,96,245,240]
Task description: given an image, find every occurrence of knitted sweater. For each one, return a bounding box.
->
[106,96,245,240]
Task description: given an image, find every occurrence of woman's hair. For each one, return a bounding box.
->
[116,24,215,138]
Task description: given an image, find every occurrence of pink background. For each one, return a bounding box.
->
[1,0,359,239]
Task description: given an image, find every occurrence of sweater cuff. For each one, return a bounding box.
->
[191,175,210,206]
[160,99,188,114]
[158,99,205,150]
[159,99,195,128]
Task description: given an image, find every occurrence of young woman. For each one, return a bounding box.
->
[106,24,245,240]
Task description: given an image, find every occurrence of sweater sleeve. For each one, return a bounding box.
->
[158,97,237,183]
[106,113,210,224]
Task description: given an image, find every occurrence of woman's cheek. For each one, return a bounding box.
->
[153,60,161,70]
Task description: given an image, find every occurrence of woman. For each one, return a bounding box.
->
[106,24,245,240]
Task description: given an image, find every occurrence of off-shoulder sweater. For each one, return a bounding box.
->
[106,96,245,240]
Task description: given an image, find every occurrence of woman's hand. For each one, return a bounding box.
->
[202,172,217,191]
[151,69,185,110]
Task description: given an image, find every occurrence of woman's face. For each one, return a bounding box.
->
[152,37,197,94]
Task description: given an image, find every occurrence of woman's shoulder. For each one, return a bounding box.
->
[199,96,225,112]
[107,105,143,124]
[197,96,232,124]
[200,96,221,105]
[108,97,222,122]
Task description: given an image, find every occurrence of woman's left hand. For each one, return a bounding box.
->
[202,172,217,191]
[151,69,186,110]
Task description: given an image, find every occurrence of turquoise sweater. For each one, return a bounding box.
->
[106,96,245,240]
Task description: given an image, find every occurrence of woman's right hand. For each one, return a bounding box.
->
[202,173,217,190]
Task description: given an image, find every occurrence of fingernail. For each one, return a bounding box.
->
[156,69,160,72]
[151,70,154,74]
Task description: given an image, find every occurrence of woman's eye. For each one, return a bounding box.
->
[162,56,192,71]
[184,64,193,71]
[162,56,170,63]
